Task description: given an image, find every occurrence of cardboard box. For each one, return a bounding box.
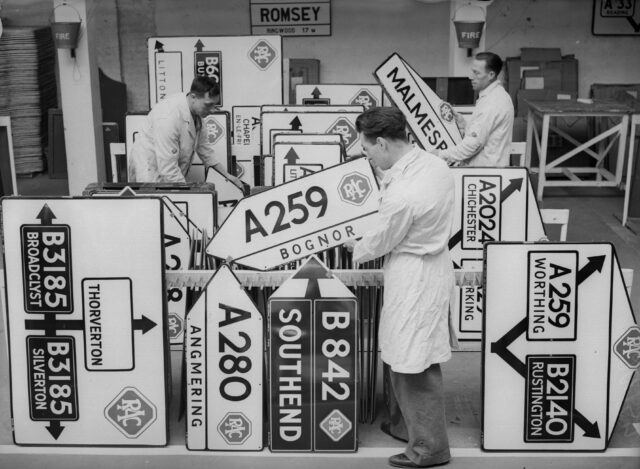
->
[523,69,562,90]
[521,47,562,62]
[516,89,577,117]
[507,56,578,103]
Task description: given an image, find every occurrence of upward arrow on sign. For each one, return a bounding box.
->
[195,39,204,51]
[311,87,322,99]
[290,116,302,131]
[37,204,56,225]
[292,256,331,298]
[284,147,300,164]
[154,40,164,52]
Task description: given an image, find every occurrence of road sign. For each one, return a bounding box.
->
[148,36,282,107]
[250,0,331,36]
[232,106,261,185]
[2,197,168,445]
[185,265,263,450]
[449,167,546,271]
[206,158,380,271]
[269,256,357,452]
[295,84,385,109]
[262,105,364,113]
[261,111,362,157]
[205,166,247,225]
[592,0,640,35]
[273,142,343,184]
[374,53,463,153]
[482,242,638,451]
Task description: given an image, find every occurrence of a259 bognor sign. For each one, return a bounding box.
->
[207,158,380,271]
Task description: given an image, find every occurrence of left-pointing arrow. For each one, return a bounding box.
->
[46,420,64,440]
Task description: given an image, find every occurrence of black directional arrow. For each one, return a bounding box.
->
[195,39,204,51]
[154,40,164,52]
[448,229,462,251]
[500,177,523,203]
[284,147,300,164]
[573,410,601,438]
[293,257,330,299]
[37,204,56,225]
[290,116,302,131]
[46,420,64,440]
[490,317,527,378]
[311,87,322,99]
[577,255,606,285]
[134,315,157,334]
[626,16,640,33]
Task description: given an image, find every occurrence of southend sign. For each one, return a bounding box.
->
[269,257,357,452]
[482,242,638,451]
[185,265,263,450]
[375,53,462,153]
[3,197,168,445]
[207,158,380,271]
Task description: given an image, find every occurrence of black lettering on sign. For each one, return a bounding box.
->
[525,355,575,442]
[27,336,78,421]
[244,186,328,242]
[461,176,501,250]
[527,251,578,341]
[218,303,252,402]
[21,226,73,314]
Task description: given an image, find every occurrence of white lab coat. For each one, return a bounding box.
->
[440,80,514,167]
[353,147,455,373]
[128,93,217,183]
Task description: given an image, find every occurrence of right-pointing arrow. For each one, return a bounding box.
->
[573,409,601,439]
[577,255,606,285]
[500,177,524,203]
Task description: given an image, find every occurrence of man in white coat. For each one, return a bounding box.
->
[345,107,455,468]
[435,52,514,167]
[129,76,241,184]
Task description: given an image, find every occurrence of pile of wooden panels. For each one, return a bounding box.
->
[0,27,57,175]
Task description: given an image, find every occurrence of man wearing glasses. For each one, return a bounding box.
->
[129,76,240,184]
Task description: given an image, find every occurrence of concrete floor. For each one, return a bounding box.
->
[0,173,639,468]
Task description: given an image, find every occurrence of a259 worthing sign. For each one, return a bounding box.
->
[2,197,168,445]
[206,158,380,270]
[482,242,638,451]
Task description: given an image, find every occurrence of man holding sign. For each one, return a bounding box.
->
[129,76,241,184]
[345,107,454,468]
[436,52,514,167]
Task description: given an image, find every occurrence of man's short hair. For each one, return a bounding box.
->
[475,52,503,76]
[356,107,408,142]
[190,76,220,99]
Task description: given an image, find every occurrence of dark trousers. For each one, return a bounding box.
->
[384,363,451,466]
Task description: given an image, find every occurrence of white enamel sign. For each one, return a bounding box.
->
[261,105,364,113]
[295,84,384,109]
[375,53,463,152]
[2,197,168,445]
[482,242,638,451]
[250,0,331,36]
[186,265,263,450]
[148,36,282,107]
[207,158,380,271]
[261,111,362,158]
[273,142,343,184]
[232,106,261,185]
[449,167,546,271]
[205,166,246,226]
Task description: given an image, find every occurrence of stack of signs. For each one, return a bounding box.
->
[2,198,168,445]
[295,84,384,109]
[449,167,546,341]
[206,158,380,271]
[85,186,217,349]
[261,109,362,161]
[482,242,639,451]
[148,36,282,108]
[185,265,263,450]
[273,140,343,184]
[269,256,357,452]
[205,166,247,225]
[232,106,261,185]
[374,53,462,153]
